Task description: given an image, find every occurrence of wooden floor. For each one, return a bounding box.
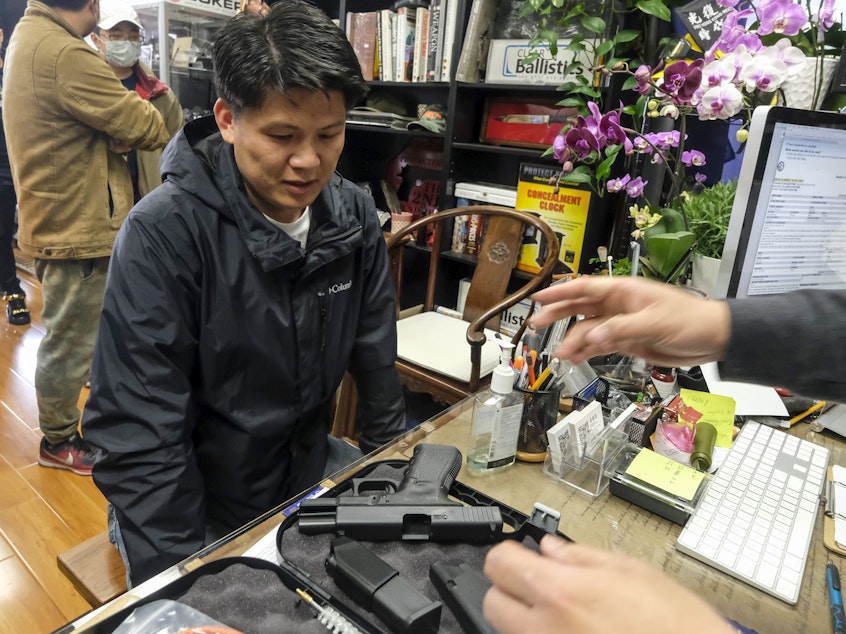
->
[0,267,106,633]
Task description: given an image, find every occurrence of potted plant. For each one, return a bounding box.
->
[681,178,737,295]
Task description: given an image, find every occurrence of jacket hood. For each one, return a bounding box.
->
[159,116,361,272]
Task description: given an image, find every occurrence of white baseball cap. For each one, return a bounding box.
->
[98,0,142,30]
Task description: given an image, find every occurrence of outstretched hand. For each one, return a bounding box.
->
[529,276,731,367]
[483,535,735,634]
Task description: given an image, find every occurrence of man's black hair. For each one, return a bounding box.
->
[213,0,369,113]
[42,0,91,10]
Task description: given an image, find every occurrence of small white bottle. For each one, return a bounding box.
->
[467,341,524,473]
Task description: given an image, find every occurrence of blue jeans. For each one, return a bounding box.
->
[109,435,364,588]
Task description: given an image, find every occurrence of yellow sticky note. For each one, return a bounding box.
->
[679,388,736,448]
[625,449,706,502]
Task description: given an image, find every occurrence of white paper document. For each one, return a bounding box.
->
[700,362,788,417]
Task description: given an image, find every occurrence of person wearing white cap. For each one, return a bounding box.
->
[91,0,182,202]
[2,0,170,476]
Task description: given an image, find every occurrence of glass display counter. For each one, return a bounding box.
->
[128,0,238,115]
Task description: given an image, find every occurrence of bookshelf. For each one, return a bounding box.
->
[312,0,615,312]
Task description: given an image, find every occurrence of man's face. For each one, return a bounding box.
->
[84,0,100,36]
[214,88,347,224]
[92,21,142,55]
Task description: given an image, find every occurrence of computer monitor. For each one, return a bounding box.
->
[712,106,846,300]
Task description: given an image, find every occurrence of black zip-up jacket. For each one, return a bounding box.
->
[82,117,406,585]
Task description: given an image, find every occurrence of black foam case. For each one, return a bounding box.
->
[72,458,568,633]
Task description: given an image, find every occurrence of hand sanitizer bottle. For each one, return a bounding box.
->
[467,341,524,473]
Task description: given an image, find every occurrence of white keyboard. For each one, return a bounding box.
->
[676,420,829,604]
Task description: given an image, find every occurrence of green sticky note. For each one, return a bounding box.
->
[625,448,707,502]
[679,388,736,447]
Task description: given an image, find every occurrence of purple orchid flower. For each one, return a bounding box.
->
[660,59,705,104]
[695,172,707,183]
[606,174,632,193]
[716,0,739,6]
[634,64,653,95]
[816,0,836,33]
[599,112,627,146]
[564,126,600,159]
[625,176,648,198]
[708,8,755,57]
[758,0,808,36]
[552,134,569,163]
[633,136,653,153]
[682,150,707,167]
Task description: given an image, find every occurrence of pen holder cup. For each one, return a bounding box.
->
[516,386,563,462]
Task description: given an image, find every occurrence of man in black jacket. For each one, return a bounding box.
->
[82,0,406,586]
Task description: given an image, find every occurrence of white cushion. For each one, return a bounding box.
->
[396,312,502,383]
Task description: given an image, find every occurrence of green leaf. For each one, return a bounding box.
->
[568,85,602,96]
[562,166,595,184]
[595,40,615,57]
[579,15,606,33]
[645,207,688,237]
[557,97,586,107]
[644,231,696,279]
[613,30,640,43]
[621,76,638,91]
[636,0,672,21]
[562,5,585,22]
[595,150,620,182]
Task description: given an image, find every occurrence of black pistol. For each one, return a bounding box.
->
[298,444,503,542]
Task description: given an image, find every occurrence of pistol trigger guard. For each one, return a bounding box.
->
[349,478,398,496]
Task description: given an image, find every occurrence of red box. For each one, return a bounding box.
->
[480,99,577,150]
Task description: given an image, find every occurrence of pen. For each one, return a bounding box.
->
[789,400,826,427]
[827,560,846,634]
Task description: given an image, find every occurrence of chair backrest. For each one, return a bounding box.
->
[386,206,561,390]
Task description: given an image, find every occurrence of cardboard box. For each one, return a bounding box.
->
[454,182,517,208]
[485,39,589,85]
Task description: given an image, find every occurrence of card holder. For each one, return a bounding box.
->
[822,466,846,557]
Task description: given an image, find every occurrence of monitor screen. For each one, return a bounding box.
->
[712,106,846,300]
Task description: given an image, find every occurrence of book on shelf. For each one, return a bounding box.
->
[394,7,415,82]
[378,9,395,82]
[455,0,498,83]
[347,11,377,82]
[426,0,442,81]
[412,7,429,83]
[439,0,460,82]
[515,162,591,277]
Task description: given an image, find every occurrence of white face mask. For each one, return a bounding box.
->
[103,40,141,68]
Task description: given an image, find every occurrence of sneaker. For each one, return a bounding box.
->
[4,292,30,326]
[38,434,102,476]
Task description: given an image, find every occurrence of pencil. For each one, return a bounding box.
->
[788,401,826,427]
[530,366,552,392]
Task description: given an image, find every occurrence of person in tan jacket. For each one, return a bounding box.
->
[2,0,169,475]
[90,0,182,202]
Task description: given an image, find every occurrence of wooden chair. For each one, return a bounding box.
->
[386,205,561,406]
[329,206,560,441]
